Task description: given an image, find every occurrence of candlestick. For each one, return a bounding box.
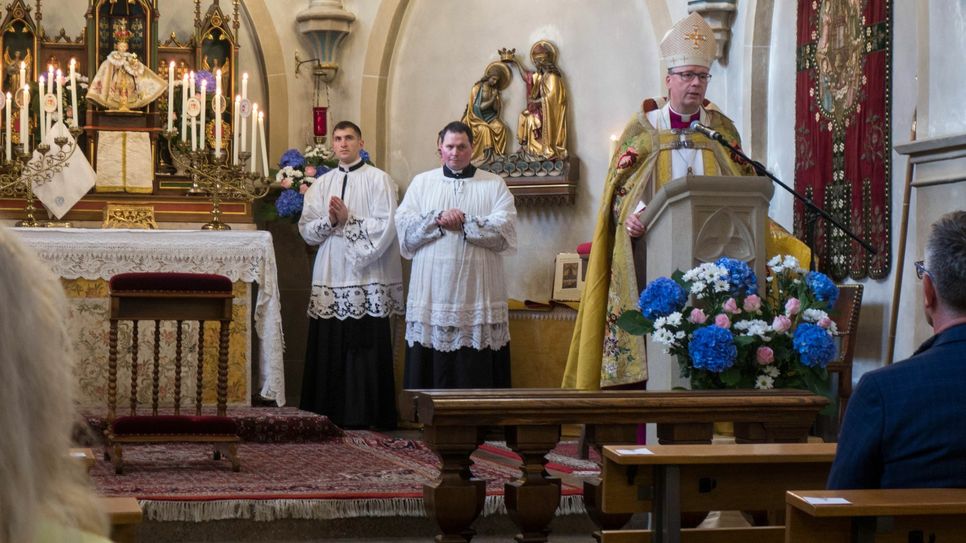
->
[166,61,175,132]
[38,75,45,143]
[69,59,78,128]
[240,73,248,153]
[20,85,28,154]
[56,70,63,127]
[5,92,10,162]
[180,73,188,142]
[199,79,207,151]
[232,95,240,165]
[258,111,268,177]
[250,103,258,173]
[214,69,222,158]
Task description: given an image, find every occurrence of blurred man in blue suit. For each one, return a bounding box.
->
[828,210,966,489]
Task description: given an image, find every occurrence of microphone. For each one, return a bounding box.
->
[689,120,726,143]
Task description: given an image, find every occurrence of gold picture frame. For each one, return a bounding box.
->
[552,252,584,301]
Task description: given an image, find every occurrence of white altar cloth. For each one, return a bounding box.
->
[14,228,286,406]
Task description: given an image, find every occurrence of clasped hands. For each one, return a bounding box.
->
[625,211,645,238]
[328,196,349,227]
[437,208,465,231]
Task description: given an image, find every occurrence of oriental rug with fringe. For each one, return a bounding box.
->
[89,431,600,522]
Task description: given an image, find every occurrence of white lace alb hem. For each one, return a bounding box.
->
[307,282,404,320]
[405,321,509,352]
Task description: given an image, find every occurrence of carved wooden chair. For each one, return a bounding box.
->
[826,283,864,427]
[106,272,240,474]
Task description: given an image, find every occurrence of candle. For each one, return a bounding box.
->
[46,65,53,94]
[38,75,45,143]
[180,73,188,142]
[250,102,258,173]
[609,134,619,157]
[199,79,207,151]
[232,95,240,165]
[166,61,174,132]
[258,111,268,177]
[20,85,28,154]
[240,73,248,153]
[214,69,222,158]
[18,62,25,91]
[5,92,11,162]
[69,59,78,128]
[55,70,63,128]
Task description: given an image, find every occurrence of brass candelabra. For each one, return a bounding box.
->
[0,127,83,227]
[163,129,270,230]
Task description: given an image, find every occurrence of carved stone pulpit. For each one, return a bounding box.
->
[639,174,774,393]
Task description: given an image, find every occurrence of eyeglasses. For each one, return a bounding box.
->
[669,71,712,82]
[914,260,929,280]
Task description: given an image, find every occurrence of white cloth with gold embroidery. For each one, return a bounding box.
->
[95,131,153,193]
[660,12,717,69]
[11,228,286,406]
[87,50,166,110]
[31,121,95,219]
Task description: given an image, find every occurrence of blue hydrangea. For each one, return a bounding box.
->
[688,326,737,372]
[275,189,304,217]
[638,277,687,320]
[194,70,215,92]
[793,323,837,368]
[715,256,758,296]
[316,165,331,176]
[359,149,371,164]
[279,149,306,169]
[805,271,839,307]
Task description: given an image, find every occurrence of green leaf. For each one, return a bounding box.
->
[720,367,743,387]
[616,310,653,335]
[734,335,757,347]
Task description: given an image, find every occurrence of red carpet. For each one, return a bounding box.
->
[89,431,600,521]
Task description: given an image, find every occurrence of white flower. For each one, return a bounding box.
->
[666,312,683,326]
[690,282,706,295]
[802,309,828,323]
[733,319,772,340]
[755,375,775,390]
[713,280,730,293]
[763,365,780,378]
[652,327,678,348]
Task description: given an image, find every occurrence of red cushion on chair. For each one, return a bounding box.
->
[110,272,233,293]
[112,415,239,436]
[576,242,592,256]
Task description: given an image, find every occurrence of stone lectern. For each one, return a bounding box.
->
[638,174,775,394]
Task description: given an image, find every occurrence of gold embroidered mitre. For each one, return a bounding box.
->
[660,12,717,69]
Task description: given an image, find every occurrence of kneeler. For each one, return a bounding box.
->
[105,272,240,474]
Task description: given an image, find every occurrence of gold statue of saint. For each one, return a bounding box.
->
[461,61,511,165]
[87,21,165,111]
[508,41,568,160]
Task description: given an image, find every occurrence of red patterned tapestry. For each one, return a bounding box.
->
[794,0,892,280]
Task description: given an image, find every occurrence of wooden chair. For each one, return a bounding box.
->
[826,284,863,428]
[106,272,240,474]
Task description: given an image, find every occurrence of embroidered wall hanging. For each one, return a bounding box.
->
[794,0,892,280]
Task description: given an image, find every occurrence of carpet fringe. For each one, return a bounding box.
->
[141,494,586,522]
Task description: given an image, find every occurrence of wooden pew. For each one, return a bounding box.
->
[786,489,966,542]
[99,496,143,543]
[601,443,836,543]
[399,388,828,543]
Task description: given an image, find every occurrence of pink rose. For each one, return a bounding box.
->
[299,183,310,194]
[723,298,740,315]
[743,294,762,313]
[756,346,774,365]
[279,178,293,189]
[305,165,317,177]
[818,316,833,330]
[688,308,707,324]
[771,315,792,334]
[785,297,801,316]
[714,314,731,328]
[616,147,638,170]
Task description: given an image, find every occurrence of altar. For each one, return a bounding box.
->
[13,228,285,407]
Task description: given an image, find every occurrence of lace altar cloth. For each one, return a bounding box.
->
[14,228,286,406]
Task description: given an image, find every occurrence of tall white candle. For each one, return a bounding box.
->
[258,111,268,177]
[249,103,258,173]
[232,95,240,165]
[37,75,45,143]
[214,69,222,158]
[240,73,248,153]
[5,92,11,162]
[69,59,78,128]
[46,65,53,94]
[180,73,188,142]
[166,61,174,132]
[20,85,28,154]
[199,79,207,151]
[18,62,25,91]
[55,70,63,127]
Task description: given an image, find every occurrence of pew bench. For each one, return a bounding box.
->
[399,388,828,543]
[786,489,966,542]
[600,443,836,543]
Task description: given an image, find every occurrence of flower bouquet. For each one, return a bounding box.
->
[617,255,838,405]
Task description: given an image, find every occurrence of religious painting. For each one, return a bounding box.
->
[553,253,584,301]
[95,0,151,67]
[794,0,892,280]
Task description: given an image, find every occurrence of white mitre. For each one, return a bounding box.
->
[660,12,717,69]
